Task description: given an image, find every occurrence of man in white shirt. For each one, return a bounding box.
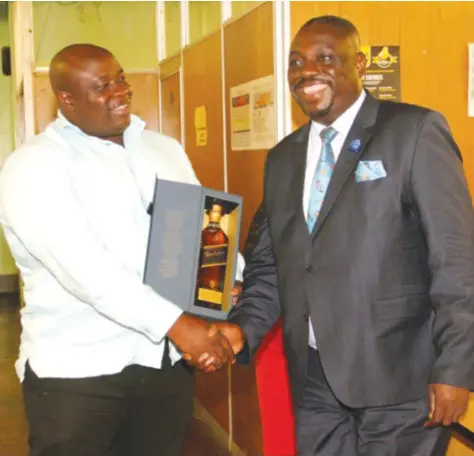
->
[0,43,239,456]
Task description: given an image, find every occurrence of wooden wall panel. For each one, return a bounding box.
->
[224,3,274,454]
[290,1,474,197]
[225,1,275,248]
[33,71,159,134]
[182,30,229,437]
[128,73,159,132]
[291,3,474,454]
[160,72,181,143]
[183,31,225,190]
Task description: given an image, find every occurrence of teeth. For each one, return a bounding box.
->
[303,84,327,95]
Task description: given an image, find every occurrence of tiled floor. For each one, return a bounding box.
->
[0,294,231,456]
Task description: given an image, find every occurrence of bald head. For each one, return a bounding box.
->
[299,15,361,51]
[49,44,113,93]
[49,44,132,145]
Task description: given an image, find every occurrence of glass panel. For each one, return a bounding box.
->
[164,0,181,58]
[189,1,221,44]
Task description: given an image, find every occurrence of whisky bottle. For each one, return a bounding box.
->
[196,202,229,309]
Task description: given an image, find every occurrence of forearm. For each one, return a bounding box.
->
[410,111,474,388]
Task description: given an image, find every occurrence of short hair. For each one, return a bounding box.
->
[300,15,360,48]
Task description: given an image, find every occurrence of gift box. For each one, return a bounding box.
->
[144,178,243,320]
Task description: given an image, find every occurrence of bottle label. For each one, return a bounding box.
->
[200,244,228,267]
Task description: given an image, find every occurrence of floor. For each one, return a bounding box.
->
[0,293,231,456]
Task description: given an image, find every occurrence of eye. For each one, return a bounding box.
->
[289,57,303,69]
[94,81,109,92]
[317,54,335,65]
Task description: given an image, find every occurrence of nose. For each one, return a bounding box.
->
[300,60,326,77]
[112,80,131,98]
[289,61,324,83]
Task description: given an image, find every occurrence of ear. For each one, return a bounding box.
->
[56,91,75,112]
[355,51,367,78]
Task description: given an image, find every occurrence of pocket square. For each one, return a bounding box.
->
[355,160,387,183]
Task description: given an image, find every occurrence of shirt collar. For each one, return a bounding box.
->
[53,110,146,148]
[311,90,366,139]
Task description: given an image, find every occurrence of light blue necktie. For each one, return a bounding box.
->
[307,127,338,232]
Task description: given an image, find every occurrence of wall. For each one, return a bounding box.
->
[189,1,221,45]
[164,0,180,59]
[0,4,18,282]
[231,1,264,18]
[33,1,157,68]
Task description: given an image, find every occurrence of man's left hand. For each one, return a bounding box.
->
[425,383,470,428]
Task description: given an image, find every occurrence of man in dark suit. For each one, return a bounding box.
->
[212,15,474,455]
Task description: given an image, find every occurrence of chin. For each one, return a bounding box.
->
[308,106,332,120]
[295,97,331,120]
[114,116,131,130]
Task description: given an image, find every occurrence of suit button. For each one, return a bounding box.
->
[305,264,314,273]
[303,314,309,322]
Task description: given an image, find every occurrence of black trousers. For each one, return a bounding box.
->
[22,361,194,456]
[295,348,450,456]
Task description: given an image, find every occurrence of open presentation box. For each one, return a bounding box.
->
[144,178,243,320]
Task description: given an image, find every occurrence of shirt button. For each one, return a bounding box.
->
[305,264,314,273]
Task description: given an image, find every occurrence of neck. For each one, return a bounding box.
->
[312,88,363,126]
[106,135,125,146]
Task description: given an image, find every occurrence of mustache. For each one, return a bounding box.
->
[293,76,333,91]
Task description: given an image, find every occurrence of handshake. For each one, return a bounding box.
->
[166,285,245,372]
[167,315,245,372]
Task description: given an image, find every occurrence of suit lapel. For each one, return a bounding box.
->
[290,123,311,225]
[311,94,380,239]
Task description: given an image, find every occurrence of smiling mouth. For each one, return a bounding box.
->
[303,82,329,94]
[110,104,130,115]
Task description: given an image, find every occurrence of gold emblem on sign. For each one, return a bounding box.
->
[373,46,398,69]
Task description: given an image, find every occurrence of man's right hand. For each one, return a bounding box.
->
[189,322,245,373]
[167,313,234,370]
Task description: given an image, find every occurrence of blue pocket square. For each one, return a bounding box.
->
[355,160,387,183]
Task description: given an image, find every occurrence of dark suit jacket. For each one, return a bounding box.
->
[229,94,474,409]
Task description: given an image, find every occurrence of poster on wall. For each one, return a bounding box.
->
[361,45,401,101]
[194,105,208,146]
[230,75,275,151]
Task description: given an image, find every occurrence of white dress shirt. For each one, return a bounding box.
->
[0,112,244,381]
[303,90,366,350]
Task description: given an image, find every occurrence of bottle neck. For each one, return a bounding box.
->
[208,215,221,226]
[208,205,223,224]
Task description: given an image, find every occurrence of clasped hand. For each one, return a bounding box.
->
[167,284,245,372]
[167,313,244,372]
[188,321,245,373]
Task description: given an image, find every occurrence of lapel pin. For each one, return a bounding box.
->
[349,139,362,153]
